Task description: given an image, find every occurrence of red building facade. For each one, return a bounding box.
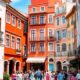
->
[27,0,61,71]
[4,5,28,75]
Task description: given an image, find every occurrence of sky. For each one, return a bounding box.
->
[10,0,31,14]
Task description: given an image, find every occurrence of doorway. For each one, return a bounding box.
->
[9,60,14,75]
[56,61,62,72]
[31,63,45,71]
[16,62,19,72]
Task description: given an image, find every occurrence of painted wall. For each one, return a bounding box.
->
[0,1,6,79]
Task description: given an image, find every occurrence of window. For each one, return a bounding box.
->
[40,15,45,24]
[57,44,60,52]
[62,43,66,51]
[18,19,21,28]
[40,6,45,11]
[39,43,44,52]
[31,43,35,52]
[62,29,66,38]
[40,29,44,40]
[11,36,15,49]
[48,15,53,23]
[31,16,36,25]
[31,30,36,40]
[56,31,61,40]
[16,38,20,50]
[48,43,53,51]
[12,15,16,26]
[56,8,59,14]
[32,7,36,12]
[6,12,10,23]
[49,29,53,37]
[56,17,59,26]
[62,16,66,24]
[6,34,10,47]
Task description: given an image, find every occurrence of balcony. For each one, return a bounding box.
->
[55,52,62,57]
[29,20,46,26]
[48,35,56,41]
[30,37,36,42]
[0,31,3,44]
[39,37,45,41]
[16,49,21,54]
[29,11,47,15]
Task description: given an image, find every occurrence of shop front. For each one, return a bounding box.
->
[26,57,47,71]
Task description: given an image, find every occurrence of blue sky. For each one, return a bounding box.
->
[10,0,31,14]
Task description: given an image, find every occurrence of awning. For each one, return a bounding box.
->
[26,57,46,63]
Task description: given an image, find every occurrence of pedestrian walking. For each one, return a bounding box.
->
[57,70,64,80]
[63,71,68,80]
[24,71,29,80]
[46,71,50,80]
[36,69,42,80]
[76,70,80,80]
[12,71,16,80]
[70,74,77,80]
[17,72,23,80]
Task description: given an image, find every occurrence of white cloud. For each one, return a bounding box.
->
[11,0,21,3]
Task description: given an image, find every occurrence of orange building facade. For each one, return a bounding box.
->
[27,0,61,71]
[4,5,28,75]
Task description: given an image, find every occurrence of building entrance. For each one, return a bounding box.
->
[31,63,44,71]
[9,60,14,75]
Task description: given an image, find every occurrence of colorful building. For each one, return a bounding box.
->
[66,1,80,70]
[27,0,61,71]
[4,5,28,75]
[54,2,68,71]
[0,0,10,79]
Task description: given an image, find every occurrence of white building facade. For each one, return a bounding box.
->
[0,0,10,79]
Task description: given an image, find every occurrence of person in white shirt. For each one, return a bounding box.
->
[76,70,80,80]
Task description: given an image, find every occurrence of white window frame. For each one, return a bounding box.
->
[39,29,45,40]
[30,43,36,52]
[16,37,21,50]
[5,33,10,48]
[12,15,16,26]
[56,44,60,53]
[11,35,15,49]
[40,6,45,12]
[6,12,11,24]
[30,29,36,40]
[39,15,45,24]
[48,28,54,37]
[39,43,45,52]
[48,14,54,23]
[32,7,36,12]
[48,42,54,51]
[18,19,21,29]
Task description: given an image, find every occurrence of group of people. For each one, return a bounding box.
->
[6,69,80,80]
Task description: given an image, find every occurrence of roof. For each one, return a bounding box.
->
[66,2,76,18]
[3,0,11,3]
[6,5,28,21]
